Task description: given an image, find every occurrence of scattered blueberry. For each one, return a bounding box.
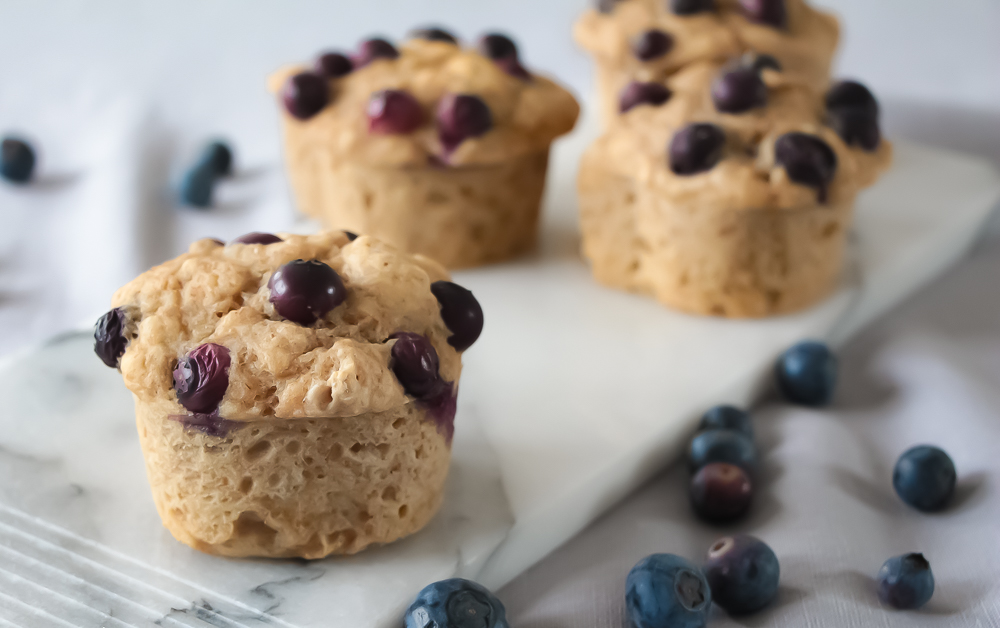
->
[742,52,782,73]
[775,340,837,406]
[712,68,768,113]
[669,123,726,175]
[828,108,881,151]
[739,0,787,28]
[198,140,233,177]
[1,136,36,184]
[774,133,838,202]
[690,463,753,522]
[704,535,780,614]
[231,232,283,245]
[282,72,329,120]
[893,445,957,512]
[410,27,459,45]
[315,52,354,78]
[877,553,935,610]
[825,80,879,118]
[179,162,215,208]
[437,94,493,152]
[632,30,674,61]
[355,38,400,67]
[431,281,484,351]
[688,429,757,474]
[344,230,359,241]
[619,81,672,113]
[173,343,231,414]
[671,0,715,15]
[390,332,444,399]
[367,89,424,135]
[94,307,130,368]
[699,405,753,439]
[268,259,346,325]
[626,554,711,628]
[404,578,509,628]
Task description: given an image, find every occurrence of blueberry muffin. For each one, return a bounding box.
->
[574,0,839,125]
[268,29,580,269]
[577,67,892,317]
[94,230,484,558]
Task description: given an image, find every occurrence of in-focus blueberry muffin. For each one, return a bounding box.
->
[574,0,839,125]
[94,230,484,558]
[577,65,892,317]
[268,29,580,269]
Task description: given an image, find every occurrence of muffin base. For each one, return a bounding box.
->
[136,402,451,559]
[287,149,550,269]
[578,157,854,318]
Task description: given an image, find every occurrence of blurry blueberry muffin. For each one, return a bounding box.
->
[574,0,839,125]
[94,230,485,558]
[269,29,580,269]
[577,65,892,317]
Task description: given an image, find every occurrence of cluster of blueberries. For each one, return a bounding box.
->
[601,0,788,30]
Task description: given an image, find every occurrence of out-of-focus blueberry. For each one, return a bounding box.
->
[698,405,753,439]
[893,445,956,512]
[775,340,837,406]
[690,463,753,522]
[688,429,757,474]
[704,535,780,614]
[1,136,36,183]
[179,163,215,208]
[877,553,935,610]
[231,232,283,245]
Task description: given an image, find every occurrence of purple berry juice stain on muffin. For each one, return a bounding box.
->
[390,332,457,442]
[169,412,242,438]
[174,343,231,414]
[424,383,458,444]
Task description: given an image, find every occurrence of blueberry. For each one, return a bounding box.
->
[893,445,957,512]
[268,259,346,325]
[315,52,354,78]
[404,578,509,628]
[877,553,935,609]
[670,0,715,15]
[436,94,493,152]
[669,123,726,175]
[231,232,283,245]
[282,72,329,120]
[367,89,424,135]
[94,307,130,368]
[704,535,780,614]
[688,429,757,473]
[478,33,531,79]
[626,554,711,628]
[742,52,782,73]
[698,405,752,439]
[179,163,215,208]
[619,81,672,114]
[431,281,484,351]
[712,68,768,114]
[1,137,36,184]
[828,107,881,151]
[390,332,444,399]
[775,340,837,406]
[198,140,233,177]
[774,133,838,202]
[739,0,787,28]
[690,463,753,522]
[173,343,231,414]
[825,80,879,118]
[597,0,623,13]
[344,230,359,241]
[632,30,674,62]
[411,27,459,45]
[355,38,399,68]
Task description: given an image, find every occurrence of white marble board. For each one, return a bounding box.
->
[1,135,998,628]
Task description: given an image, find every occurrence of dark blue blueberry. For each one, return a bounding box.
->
[1,137,36,183]
[825,80,879,118]
[712,68,768,113]
[390,332,444,399]
[431,281,484,351]
[173,343,231,414]
[698,405,753,439]
[739,0,787,28]
[268,259,346,325]
[704,535,780,614]
[437,94,493,152]
[179,163,215,208]
[690,463,753,522]
[231,232,283,245]
[404,578,509,628]
[632,30,674,61]
[619,81,672,113]
[742,52,782,73]
[315,52,354,78]
[344,230,359,241]
[893,445,956,512]
[355,38,400,68]
[775,340,837,406]
[94,307,131,368]
[479,33,531,79]
[877,553,934,609]
[198,140,233,177]
[669,123,726,175]
[368,89,424,135]
[774,133,838,202]
[671,0,715,15]
[411,27,459,44]
[626,554,711,628]
[688,429,757,473]
[828,107,881,151]
[282,72,329,120]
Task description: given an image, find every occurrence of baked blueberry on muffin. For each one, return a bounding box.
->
[94,231,484,558]
[574,0,839,124]
[577,66,892,317]
[269,30,580,269]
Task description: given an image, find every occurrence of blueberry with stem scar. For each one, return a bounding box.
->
[626,554,711,628]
